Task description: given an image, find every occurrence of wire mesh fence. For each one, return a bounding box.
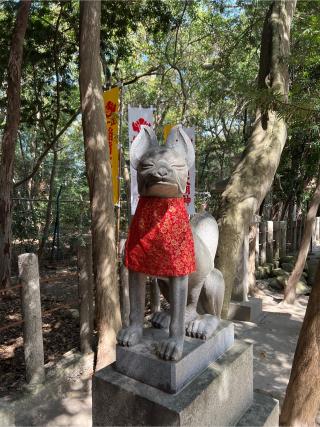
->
[11,197,91,269]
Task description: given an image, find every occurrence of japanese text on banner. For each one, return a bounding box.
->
[103,87,120,205]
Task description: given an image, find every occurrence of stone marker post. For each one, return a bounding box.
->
[248,215,260,294]
[255,221,260,268]
[150,278,161,313]
[293,219,298,252]
[280,221,287,258]
[273,221,280,261]
[259,222,267,265]
[266,221,274,263]
[232,233,249,302]
[311,219,317,252]
[19,253,45,386]
[229,216,263,323]
[297,219,303,248]
[78,240,94,354]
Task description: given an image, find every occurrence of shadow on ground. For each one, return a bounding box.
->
[235,288,307,404]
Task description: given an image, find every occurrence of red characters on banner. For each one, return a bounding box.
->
[132,117,151,133]
[105,101,117,160]
[105,101,116,118]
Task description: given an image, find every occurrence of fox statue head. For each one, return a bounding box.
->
[130,125,195,198]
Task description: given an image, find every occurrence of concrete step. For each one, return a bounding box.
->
[237,391,279,427]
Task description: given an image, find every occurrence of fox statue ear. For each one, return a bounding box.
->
[130,125,158,170]
[165,125,195,169]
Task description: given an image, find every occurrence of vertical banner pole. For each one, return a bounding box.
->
[103,87,120,204]
[117,85,124,260]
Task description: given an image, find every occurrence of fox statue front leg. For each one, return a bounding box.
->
[117,271,146,347]
[117,272,188,362]
[156,276,188,361]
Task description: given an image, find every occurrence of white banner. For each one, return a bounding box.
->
[183,127,195,215]
[128,105,154,214]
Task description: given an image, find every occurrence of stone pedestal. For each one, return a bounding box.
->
[92,321,278,426]
[93,340,253,426]
[116,321,234,393]
[228,297,263,323]
[237,392,279,427]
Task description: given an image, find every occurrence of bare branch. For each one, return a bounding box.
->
[14,108,80,188]
[112,66,161,88]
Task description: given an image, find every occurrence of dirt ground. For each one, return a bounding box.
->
[0,266,80,398]
[235,284,308,404]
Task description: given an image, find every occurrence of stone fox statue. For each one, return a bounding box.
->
[117,125,225,362]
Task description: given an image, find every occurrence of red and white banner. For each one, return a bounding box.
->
[128,105,154,214]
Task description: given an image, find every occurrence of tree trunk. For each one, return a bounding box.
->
[38,149,58,260]
[280,260,320,426]
[216,0,297,318]
[79,0,121,370]
[0,0,31,289]
[283,182,320,304]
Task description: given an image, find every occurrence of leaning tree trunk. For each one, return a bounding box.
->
[79,0,121,370]
[280,259,320,426]
[216,0,297,318]
[0,0,31,289]
[284,181,320,304]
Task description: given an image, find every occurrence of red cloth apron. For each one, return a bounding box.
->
[125,197,196,277]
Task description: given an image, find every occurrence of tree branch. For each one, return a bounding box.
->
[14,108,80,188]
[111,66,161,88]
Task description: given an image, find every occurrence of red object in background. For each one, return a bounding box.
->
[132,117,152,133]
[105,101,116,118]
[125,197,196,277]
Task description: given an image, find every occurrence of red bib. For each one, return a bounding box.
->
[125,197,196,277]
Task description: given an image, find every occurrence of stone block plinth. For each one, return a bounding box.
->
[116,320,234,393]
[93,340,253,426]
[228,297,263,323]
[237,392,279,427]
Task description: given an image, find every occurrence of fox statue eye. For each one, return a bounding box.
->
[171,163,186,170]
[141,162,154,170]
